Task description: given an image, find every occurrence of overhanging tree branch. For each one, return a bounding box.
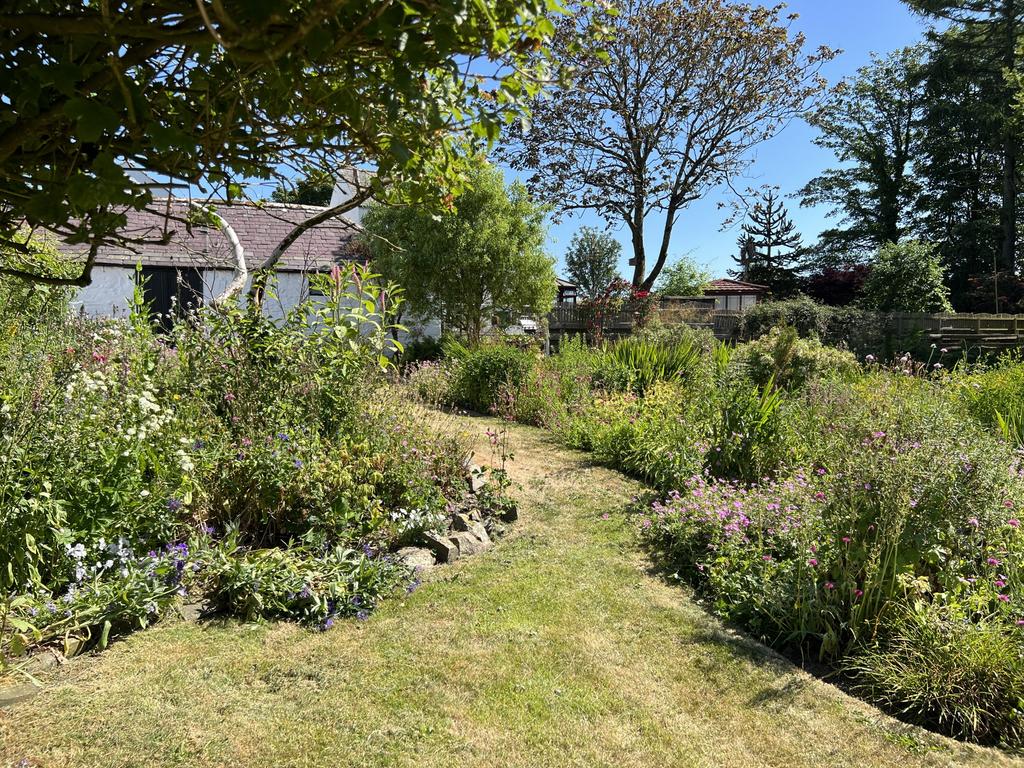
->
[248,186,374,302]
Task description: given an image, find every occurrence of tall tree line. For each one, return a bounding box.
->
[802,1,1024,311]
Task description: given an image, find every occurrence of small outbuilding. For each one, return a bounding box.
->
[555,277,578,306]
[703,278,768,312]
[63,198,363,322]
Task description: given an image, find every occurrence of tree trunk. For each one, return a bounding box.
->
[1001,0,1019,275]
[629,215,646,288]
[640,203,679,292]
[192,204,247,306]
[248,187,372,304]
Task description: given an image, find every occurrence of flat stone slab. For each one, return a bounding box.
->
[397,546,436,570]
[0,685,40,708]
[466,466,488,494]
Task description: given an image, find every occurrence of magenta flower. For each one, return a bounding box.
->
[1009,519,1021,528]
[988,557,1002,567]
[968,517,980,528]
[841,536,851,544]
[808,558,818,567]
[999,594,1011,603]
[825,582,835,590]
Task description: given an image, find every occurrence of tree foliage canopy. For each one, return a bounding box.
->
[564,226,621,299]
[799,47,926,262]
[363,162,555,343]
[271,167,335,207]
[905,0,1024,275]
[503,0,834,290]
[655,255,710,296]
[860,240,952,313]
[0,0,564,281]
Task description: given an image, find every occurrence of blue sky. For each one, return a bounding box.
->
[504,0,934,282]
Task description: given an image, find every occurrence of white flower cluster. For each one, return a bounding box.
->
[389,507,446,535]
[66,537,136,581]
[68,369,111,396]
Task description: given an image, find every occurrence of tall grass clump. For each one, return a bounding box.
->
[600,335,702,395]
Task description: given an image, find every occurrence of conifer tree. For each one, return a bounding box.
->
[730,190,803,295]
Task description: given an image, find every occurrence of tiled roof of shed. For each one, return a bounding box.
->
[704,278,768,294]
[60,199,362,272]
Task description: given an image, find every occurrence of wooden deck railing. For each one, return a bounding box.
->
[549,298,720,334]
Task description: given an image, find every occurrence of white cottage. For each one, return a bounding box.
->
[66,198,365,322]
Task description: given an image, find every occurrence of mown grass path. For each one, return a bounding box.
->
[2,414,1021,768]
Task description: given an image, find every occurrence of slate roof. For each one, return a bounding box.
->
[704,278,768,294]
[60,198,362,273]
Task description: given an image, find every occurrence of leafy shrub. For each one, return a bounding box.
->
[1,266,474,661]
[198,534,409,628]
[739,296,882,355]
[860,241,953,313]
[399,336,444,366]
[571,383,710,491]
[405,359,457,408]
[740,326,860,390]
[957,353,1024,447]
[640,367,1024,743]
[705,378,791,483]
[450,343,536,413]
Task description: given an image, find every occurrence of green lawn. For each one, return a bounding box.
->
[2,415,1020,768]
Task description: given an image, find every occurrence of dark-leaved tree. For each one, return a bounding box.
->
[271,167,336,207]
[906,0,1024,276]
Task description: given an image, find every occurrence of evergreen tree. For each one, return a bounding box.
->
[906,0,1024,276]
[730,190,803,295]
[916,27,1008,309]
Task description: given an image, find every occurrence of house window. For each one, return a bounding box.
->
[140,267,203,331]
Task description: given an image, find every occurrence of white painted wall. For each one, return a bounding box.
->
[329,174,370,227]
[72,266,443,345]
[70,266,137,317]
